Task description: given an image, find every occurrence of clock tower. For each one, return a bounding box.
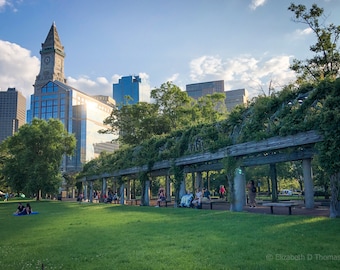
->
[34,22,67,91]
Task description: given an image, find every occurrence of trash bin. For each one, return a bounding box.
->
[57,194,62,201]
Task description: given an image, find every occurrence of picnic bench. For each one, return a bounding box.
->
[262,202,299,215]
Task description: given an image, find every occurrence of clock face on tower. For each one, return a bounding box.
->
[44,56,51,64]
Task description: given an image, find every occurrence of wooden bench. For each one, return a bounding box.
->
[202,199,228,210]
[262,202,298,215]
[126,199,140,205]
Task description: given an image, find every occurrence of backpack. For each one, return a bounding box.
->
[252,186,256,193]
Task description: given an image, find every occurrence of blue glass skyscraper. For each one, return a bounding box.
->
[113,75,141,107]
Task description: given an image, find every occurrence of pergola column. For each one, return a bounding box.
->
[119,183,125,205]
[89,181,93,203]
[303,158,314,209]
[126,180,131,200]
[270,163,278,202]
[102,178,107,202]
[179,173,186,200]
[83,182,88,201]
[143,179,150,206]
[230,167,246,212]
[196,172,203,190]
[166,175,171,201]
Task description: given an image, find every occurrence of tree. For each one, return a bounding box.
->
[192,93,228,124]
[288,3,340,83]
[101,101,164,146]
[1,118,76,200]
[101,81,229,148]
[316,79,340,217]
[150,81,192,131]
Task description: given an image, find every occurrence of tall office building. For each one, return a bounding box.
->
[28,23,116,172]
[0,88,26,143]
[113,75,142,106]
[186,80,225,100]
[225,88,248,111]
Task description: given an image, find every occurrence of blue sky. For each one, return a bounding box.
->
[1,0,340,104]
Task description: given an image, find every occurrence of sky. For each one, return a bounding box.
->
[1,0,340,106]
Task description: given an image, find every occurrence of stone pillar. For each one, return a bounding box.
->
[113,179,118,194]
[119,183,125,205]
[303,158,314,209]
[89,181,93,203]
[166,175,171,201]
[126,180,131,200]
[270,164,278,202]
[196,172,203,189]
[179,173,186,199]
[102,178,107,202]
[83,182,88,201]
[143,180,150,206]
[230,167,246,212]
[207,171,210,191]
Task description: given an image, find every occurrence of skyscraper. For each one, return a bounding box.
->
[186,80,225,100]
[0,88,26,143]
[225,88,248,111]
[113,75,142,106]
[28,23,116,172]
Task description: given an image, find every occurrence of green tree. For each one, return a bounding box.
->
[288,3,340,83]
[1,118,76,200]
[150,81,192,131]
[316,79,340,217]
[192,93,228,124]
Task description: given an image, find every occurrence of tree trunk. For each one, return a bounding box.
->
[329,172,340,218]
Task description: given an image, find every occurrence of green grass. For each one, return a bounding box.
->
[1,200,339,270]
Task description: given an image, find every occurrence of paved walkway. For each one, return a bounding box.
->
[200,200,330,217]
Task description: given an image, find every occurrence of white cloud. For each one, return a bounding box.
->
[0,40,39,101]
[138,72,151,102]
[67,75,112,97]
[292,27,313,39]
[190,56,224,81]
[249,0,267,11]
[0,0,18,12]
[189,54,296,98]
[166,73,179,83]
[68,72,152,103]
[0,0,6,8]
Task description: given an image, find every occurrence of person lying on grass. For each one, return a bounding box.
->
[17,203,32,215]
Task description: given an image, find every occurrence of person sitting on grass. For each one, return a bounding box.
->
[17,203,32,215]
[14,202,25,215]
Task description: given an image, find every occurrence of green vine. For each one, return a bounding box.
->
[170,162,184,204]
[223,156,240,204]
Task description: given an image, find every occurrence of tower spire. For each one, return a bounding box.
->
[34,23,66,90]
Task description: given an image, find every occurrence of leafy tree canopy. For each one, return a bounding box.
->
[289,3,340,83]
[1,118,76,199]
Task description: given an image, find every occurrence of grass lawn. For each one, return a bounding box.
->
[0,200,339,270]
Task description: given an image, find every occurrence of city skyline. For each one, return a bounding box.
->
[1,0,340,104]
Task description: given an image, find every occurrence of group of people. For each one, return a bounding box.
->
[14,202,32,215]
[193,187,211,208]
[153,181,257,209]
[178,187,211,209]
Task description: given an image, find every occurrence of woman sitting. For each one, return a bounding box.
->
[156,188,166,207]
[18,203,32,215]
